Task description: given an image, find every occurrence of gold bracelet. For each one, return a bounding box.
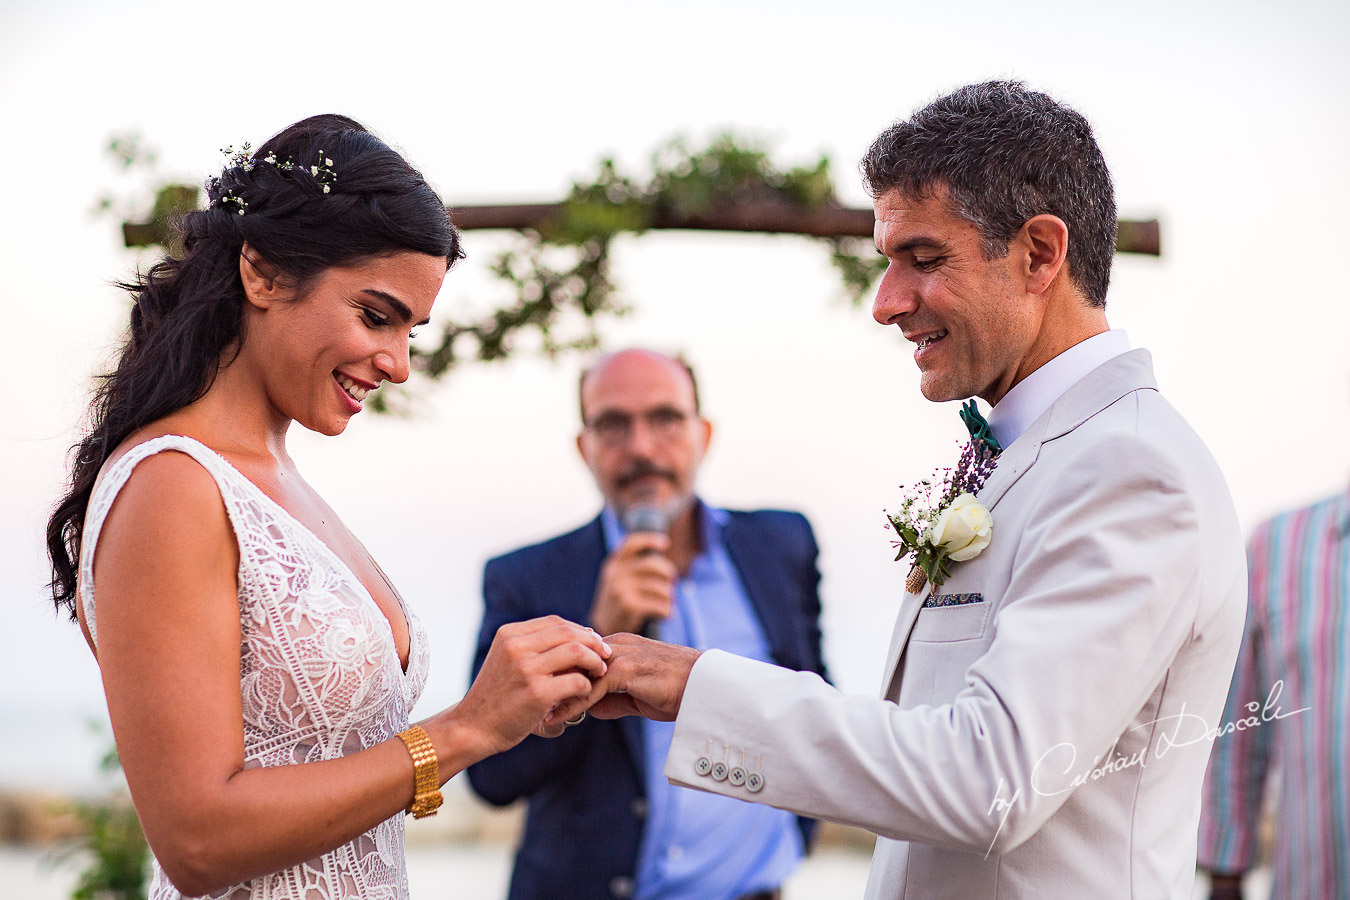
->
[395,725,443,819]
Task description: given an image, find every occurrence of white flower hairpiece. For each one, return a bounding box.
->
[208,143,338,214]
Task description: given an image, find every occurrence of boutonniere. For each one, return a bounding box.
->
[887,402,1000,593]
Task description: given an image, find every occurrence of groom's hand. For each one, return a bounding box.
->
[587,633,701,722]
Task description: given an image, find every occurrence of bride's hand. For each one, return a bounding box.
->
[450,616,611,759]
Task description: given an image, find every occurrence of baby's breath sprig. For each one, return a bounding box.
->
[261,150,295,172]
[220,143,254,171]
[208,142,338,215]
[219,191,248,216]
[310,149,336,194]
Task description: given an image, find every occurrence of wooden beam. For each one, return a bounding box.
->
[124,202,1161,255]
[449,200,1161,255]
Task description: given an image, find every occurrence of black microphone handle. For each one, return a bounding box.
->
[622,504,673,640]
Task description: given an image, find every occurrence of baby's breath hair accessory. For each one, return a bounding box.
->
[221,142,256,171]
[310,149,336,194]
[206,143,338,215]
[219,191,248,216]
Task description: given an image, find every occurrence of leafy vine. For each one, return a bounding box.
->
[412,133,884,381]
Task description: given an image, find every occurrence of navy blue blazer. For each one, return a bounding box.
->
[467,508,828,900]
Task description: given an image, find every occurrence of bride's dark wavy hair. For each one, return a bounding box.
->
[47,113,463,620]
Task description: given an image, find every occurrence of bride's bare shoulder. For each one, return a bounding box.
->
[98,432,232,545]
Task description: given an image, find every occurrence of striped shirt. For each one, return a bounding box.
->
[1198,490,1350,899]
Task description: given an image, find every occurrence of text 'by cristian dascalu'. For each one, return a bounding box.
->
[981,679,1307,858]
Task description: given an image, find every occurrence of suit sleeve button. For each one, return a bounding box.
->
[746,772,765,793]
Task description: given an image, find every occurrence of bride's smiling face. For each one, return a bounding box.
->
[239,250,446,435]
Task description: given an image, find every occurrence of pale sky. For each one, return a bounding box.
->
[2,0,1348,791]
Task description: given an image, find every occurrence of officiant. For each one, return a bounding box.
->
[582,82,1248,900]
[466,348,829,900]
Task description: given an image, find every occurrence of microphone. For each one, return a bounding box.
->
[620,504,674,638]
[620,504,673,539]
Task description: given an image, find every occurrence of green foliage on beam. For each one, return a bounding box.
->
[416,134,884,381]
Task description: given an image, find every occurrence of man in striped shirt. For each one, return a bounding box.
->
[1199,490,1350,900]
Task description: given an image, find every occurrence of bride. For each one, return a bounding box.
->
[45,114,608,900]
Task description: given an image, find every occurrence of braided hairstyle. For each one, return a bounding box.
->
[47,113,463,620]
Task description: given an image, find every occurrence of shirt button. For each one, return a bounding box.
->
[630,798,649,819]
[667,845,685,861]
[609,876,636,898]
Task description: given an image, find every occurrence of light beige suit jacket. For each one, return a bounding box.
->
[665,350,1246,899]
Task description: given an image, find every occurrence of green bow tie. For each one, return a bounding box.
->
[959,400,1002,455]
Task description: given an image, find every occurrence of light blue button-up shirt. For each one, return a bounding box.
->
[602,502,803,900]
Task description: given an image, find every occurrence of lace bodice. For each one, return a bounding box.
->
[79,435,430,900]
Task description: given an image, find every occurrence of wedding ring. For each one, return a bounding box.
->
[564,711,587,726]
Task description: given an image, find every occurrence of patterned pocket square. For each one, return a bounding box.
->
[923,592,985,609]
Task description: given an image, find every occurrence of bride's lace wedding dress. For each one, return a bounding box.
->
[80,435,430,900]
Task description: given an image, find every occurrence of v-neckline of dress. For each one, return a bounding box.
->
[174,435,416,676]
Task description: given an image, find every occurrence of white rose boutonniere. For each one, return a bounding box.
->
[929,492,993,562]
[887,429,999,593]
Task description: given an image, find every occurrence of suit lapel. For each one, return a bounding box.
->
[1038,348,1158,442]
[975,424,1043,512]
[880,591,924,698]
[878,430,1044,699]
[876,350,1160,699]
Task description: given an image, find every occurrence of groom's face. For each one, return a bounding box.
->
[871,187,1041,405]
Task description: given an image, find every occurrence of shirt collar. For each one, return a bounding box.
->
[986,329,1131,449]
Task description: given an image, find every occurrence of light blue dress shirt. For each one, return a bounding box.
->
[602,503,803,900]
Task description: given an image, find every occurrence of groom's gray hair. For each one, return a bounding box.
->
[861,80,1117,309]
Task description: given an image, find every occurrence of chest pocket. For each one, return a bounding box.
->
[910,598,992,643]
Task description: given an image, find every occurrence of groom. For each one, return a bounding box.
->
[581,81,1247,899]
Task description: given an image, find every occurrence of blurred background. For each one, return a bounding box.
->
[2,0,1343,896]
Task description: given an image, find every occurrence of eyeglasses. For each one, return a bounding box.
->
[584,407,694,446]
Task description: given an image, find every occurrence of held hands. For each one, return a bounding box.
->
[450,620,697,768]
[587,633,701,722]
[589,533,677,636]
[453,616,611,760]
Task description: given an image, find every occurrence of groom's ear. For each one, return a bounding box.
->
[1015,215,1069,296]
